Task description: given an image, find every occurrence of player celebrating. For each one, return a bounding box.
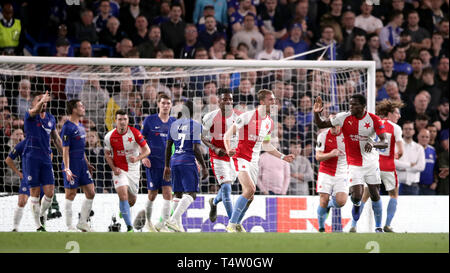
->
[350,99,404,232]
[223,89,295,232]
[60,100,96,232]
[315,123,348,232]
[163,100,209,232]
[135,94,176,232]
[23,91,63,231]
[5,138,45,231]
[314,94,388,232]
[201,89,240,224]
[104,109,151,232]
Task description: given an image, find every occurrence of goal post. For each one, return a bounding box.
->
[0,55,376,232]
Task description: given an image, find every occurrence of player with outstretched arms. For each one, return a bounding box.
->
[350,99,405,232]
[315,121,348,232]
[104,109,151,232]
[223,89,295,233]
[23,91,63,232]
[313,94,388,232]
[5,137,45,231]
[134,94,176,232]
[163,100,209,232]
[201,89,240,225]
[60,100,96,232]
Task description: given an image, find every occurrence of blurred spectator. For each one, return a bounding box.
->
[399,30,417,58]
[3,128,24,191]
[13,78,31,119]
[431,31,445,65]
[435,57,449,99]
[0,3,25,55]
[161,3,186,58]
[385,80,402,103]
[381,55,397,81]
[418,128,438,195]
[80,76,110,134]
[169,81,188,102]
[208,35,227,59]
[307,25,339,60]
[93,0,113,33]
[74,9,98,44]
[257,0,291,39]
[119,0,151,38]
[230,13,264,59]
[376,69,389,102]
[414,113,431,140]
[427,124,442,151]
[64,65,89,100]
[193,1,228,27]
[99,16,128,48]
[290,0,314,43]
[105,79,134,131]
[85,129,112,193]
[436,129,449,195]
[198,15,225,50]
[55,37,71,57]
[115,38,133,58]
[77,40,93,57]
[392,45,413,75]
[138,25,167,58]
[276,23,309,60]
[297,94,313,139]
[152,0,171,25]
[355,1,383,35]
[418,0,448,33]
[406,9,431,51]
[180,24,203,59]
[396,121,426,195]
[419,48,433,68]
[161,47,175,58]
[396,72,411,105]
[233,78,255,106]
[127,92,144,130]
[401,91,435,126]
[140,83,158,115]
[229,0,258,33]
[421,67,443,110]
[256,32,283,60]
[257,152,291,195]
[130,15,149,46]
[439,18,449,52]
[407,56,424,96]
[340,11,366,57]
[319,0,344,44]
[435,98,449,131]
[379,10,404,53]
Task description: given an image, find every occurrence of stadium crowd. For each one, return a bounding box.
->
[0,0,448,196]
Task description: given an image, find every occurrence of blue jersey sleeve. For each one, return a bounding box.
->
[61,122,72,147]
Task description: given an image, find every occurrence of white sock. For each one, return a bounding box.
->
[39,195,53,218]
[30,197,40,228]
[80,198,93,223]
[65,199,73,228]
[145,199,153,222]
[161,199,171,222]
[13,206,24,230]
[171,195,193,222]
[172,197,180,224]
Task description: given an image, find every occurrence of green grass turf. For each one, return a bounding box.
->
[0,232,448,253]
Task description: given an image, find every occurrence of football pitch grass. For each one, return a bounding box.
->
[0,232,448,253]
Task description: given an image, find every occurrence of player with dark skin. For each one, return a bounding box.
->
[313,96,388,208]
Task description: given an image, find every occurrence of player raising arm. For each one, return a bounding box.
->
[315,123,348,232]
[350,99,405,232]
[163,100,208,232]
[61,100,96,232]
[314,94,388,232]
[24,91,63,231]
[224,89,295,232]
[104,109,151,232]
[201,89,240,223]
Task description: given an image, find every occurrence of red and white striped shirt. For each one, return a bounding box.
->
[378,119,402,172]
[104,126,147,172]
[234,109,274,163]
[316,128,347,177]
[202,108,241,162]
[331,111,385,167]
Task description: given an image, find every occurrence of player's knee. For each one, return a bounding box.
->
[351,196,361,205]
[128,199,136,207]
[148,191,157,201]
[174,192,183,199]
[336,199,346,208]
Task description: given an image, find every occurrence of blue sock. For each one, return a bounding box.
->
[327,196,338,208]
[317,206,328,229]
[221,184,233,219]
[372,199,383,228]
[237,199,251,224]
[385,198,397,227]
[119,200,132,227]
[213,187,223,205]
[229,195,248,224]
[351,201,365,227]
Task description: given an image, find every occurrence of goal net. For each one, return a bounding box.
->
[0,56,375,232]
